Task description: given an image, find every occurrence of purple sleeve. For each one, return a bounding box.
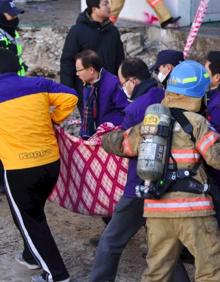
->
[209,106,220,133]
[45,78,78,96]
[121,108,138,130]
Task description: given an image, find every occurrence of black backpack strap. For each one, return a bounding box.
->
[170,108,196,143]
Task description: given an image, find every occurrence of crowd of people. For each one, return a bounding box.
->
[0,0,220,282]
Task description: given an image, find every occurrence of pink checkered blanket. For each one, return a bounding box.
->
[49,123,128,216]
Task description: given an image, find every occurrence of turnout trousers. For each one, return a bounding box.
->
[89,196,190,282]
[142,216,220,282]
[4,160,69,281]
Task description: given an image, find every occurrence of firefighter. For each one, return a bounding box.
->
[109,0,180,28]
[102,60,220,281]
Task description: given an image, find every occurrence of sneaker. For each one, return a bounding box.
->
[31,272,71,282]
[15,253,41,270]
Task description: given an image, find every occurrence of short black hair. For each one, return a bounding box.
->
[0,48,20,74]
[75,49,103,72]
[207,51,220,75]
[86,0,100,14]
[120,58,151,81]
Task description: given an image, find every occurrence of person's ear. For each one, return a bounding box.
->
[88,66,95,74]
[215,73,220,83]
[167,64,173,72]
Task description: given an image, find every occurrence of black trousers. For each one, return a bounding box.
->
[4,160,69,281]
[0,160,4,187]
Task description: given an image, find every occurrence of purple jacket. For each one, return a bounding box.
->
[83,68,128,127]
[207,88,220,133]
[206,88,220,184]
[121,79,165,197]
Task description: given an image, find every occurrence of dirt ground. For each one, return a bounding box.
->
[0,195,147,282]
[0,1,194,281]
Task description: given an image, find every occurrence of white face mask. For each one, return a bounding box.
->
[122,86,131,99]
[158,72,168,83]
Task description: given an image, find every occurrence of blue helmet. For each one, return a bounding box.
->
[166,60,210,98]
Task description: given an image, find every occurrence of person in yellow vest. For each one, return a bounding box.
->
[0,0,27,76]
[101,60,220,281]
[110,0,180,28]
[0,0,27,195]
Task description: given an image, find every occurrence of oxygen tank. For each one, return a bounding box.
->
[137,103,171,181]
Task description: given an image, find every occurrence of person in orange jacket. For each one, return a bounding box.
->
[110,0,180,28]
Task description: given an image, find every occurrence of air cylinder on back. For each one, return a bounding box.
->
[137,103,171,181]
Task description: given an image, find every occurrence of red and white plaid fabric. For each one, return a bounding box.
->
[49,123,128,216]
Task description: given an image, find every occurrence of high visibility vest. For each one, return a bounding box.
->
[0,28,26,76]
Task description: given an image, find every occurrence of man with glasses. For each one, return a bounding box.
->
[75,49,128,139]
[60,0,124,115]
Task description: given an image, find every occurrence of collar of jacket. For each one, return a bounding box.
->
[77,10,112,31]
[207,87,219,97]
[162,92,202,112]
[130,78,158,101]
[85,68,106,88]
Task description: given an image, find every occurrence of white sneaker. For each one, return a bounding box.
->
[15,253,41,270]
[31,272,71,282]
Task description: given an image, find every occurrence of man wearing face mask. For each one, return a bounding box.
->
[0,0,27,76]
[151,49,184,88]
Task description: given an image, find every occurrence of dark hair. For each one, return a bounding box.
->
[207,51,220,75]
[120,58,150,81]
[75,49,103,72]
[0,48,20,74]
[86,0,100,14]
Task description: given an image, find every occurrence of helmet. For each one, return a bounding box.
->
[166,60,210,98]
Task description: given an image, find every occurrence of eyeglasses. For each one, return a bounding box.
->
[76,67,87,73]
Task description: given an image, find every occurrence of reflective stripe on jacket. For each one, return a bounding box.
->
[0,29,26,76]
[144,194,214,217]
[144,111,220,218]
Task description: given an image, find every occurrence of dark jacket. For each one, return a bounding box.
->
[121,79,165,197]
[60,9,124,94]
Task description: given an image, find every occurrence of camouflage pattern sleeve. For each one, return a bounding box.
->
[102,123,142,157]
[102,129,126,157]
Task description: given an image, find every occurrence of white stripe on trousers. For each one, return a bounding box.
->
[4,170,53,281]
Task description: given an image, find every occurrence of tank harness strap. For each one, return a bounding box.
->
[170,108,195,143]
